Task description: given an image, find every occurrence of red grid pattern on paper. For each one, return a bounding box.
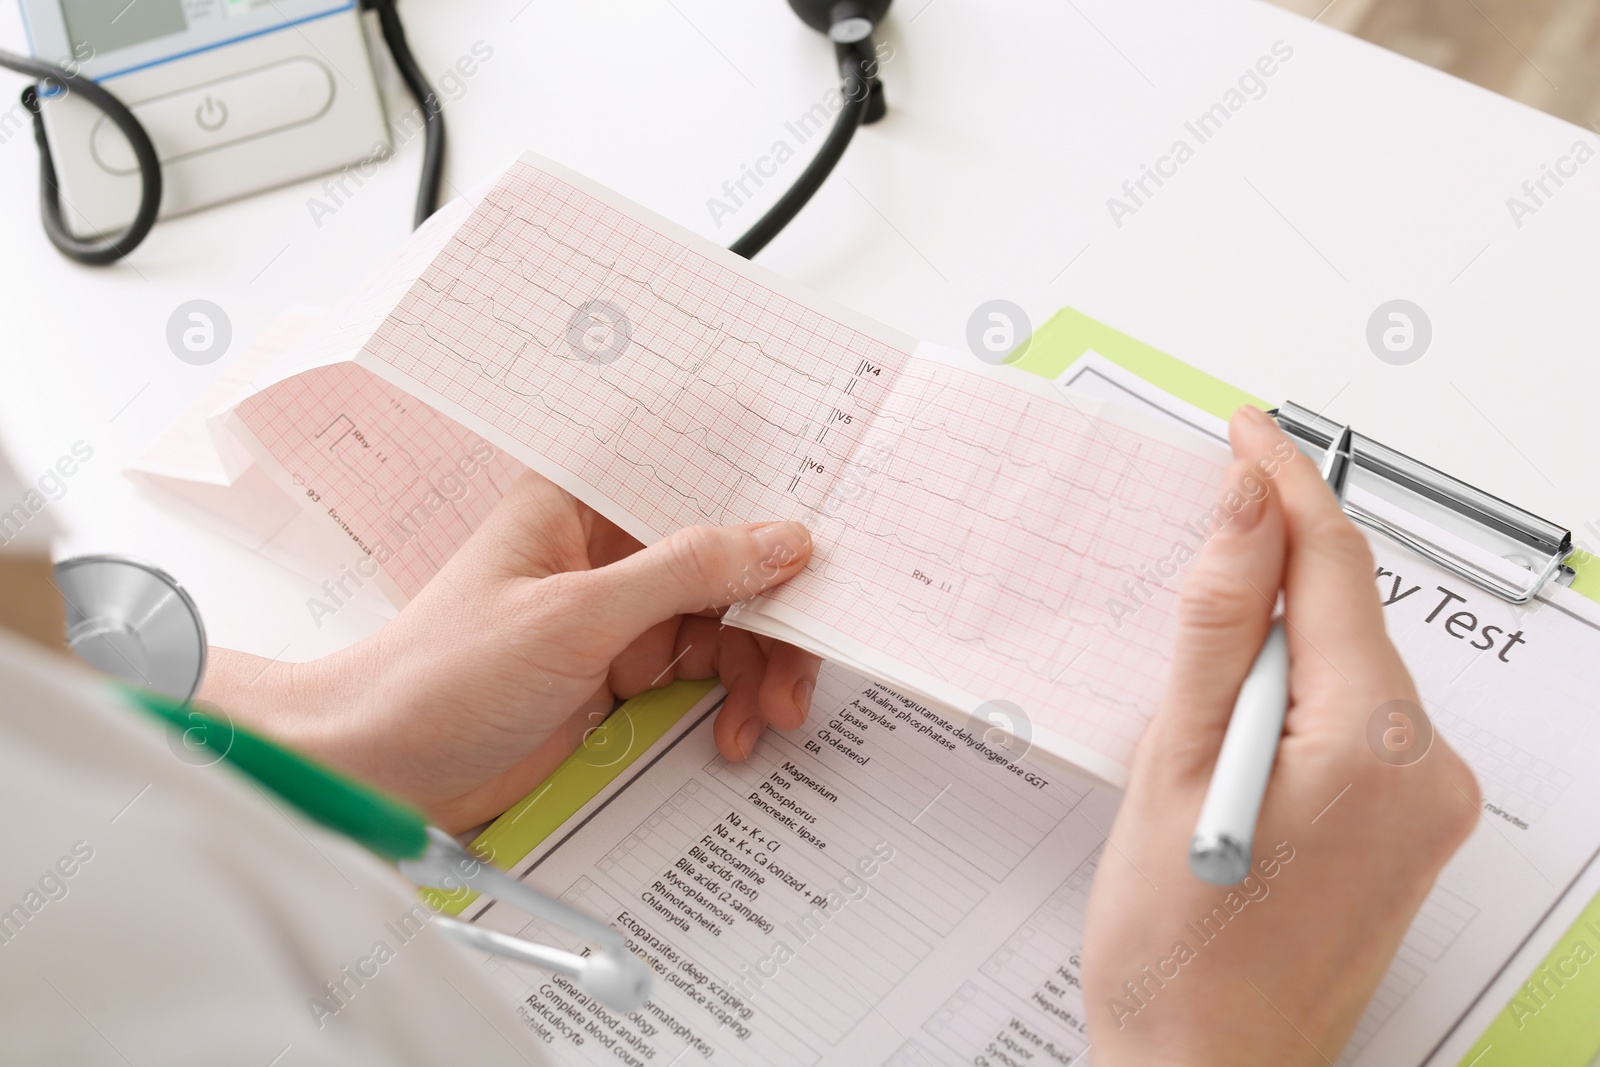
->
[350,160,1228,768]
[366,165,902,535]
[236,361,525,600]
[765,358,1226,762]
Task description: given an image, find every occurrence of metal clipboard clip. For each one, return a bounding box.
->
[1272,402,1574,605]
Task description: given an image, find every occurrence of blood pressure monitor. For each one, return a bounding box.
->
[4,0,890,264]
[18,0,388,237]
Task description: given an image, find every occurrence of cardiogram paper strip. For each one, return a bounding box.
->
[232,360,526,603]
[315,154,1233,778]
[368,163,911,536]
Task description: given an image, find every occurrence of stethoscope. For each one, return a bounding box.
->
[55,554,653,1013]
[0,0,892,264]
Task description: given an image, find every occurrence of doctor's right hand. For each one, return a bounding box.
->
[1082,405,1482,1067]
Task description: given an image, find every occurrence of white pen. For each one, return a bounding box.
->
[1189,421,1355,885]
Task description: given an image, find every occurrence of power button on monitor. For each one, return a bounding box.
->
[90,56,335,174]
[195,95,228,132]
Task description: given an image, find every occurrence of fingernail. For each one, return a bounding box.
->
[1236,405,1272,428]
[793,677,815,717]
[752,521,810,567]
[737,717,764,759]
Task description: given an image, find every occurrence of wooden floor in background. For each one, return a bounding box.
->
[1267,0,1600,129]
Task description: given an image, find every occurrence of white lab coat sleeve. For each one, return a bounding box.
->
[0,628,555,1066]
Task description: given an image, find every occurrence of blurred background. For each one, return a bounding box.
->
[1268,0,1600,128]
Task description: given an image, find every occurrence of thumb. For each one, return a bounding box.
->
[566,520,812,652]
[1150,407,1289,761]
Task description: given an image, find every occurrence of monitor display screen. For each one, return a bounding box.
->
[60,0,187,56]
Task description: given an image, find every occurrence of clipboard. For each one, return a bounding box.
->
[1011,306,1600,1067]
[443,305,1600,1067]
[1008,307,1597,606]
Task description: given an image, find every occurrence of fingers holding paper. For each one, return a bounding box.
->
[204,469,824,831]
[592,520,823,761]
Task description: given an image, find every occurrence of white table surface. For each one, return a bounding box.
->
[2,0,1596,664]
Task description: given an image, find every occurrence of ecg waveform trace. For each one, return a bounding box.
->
[236,361,525,601]
[763,357,1228,761]
[371,173,903,539]
[351,159,1229,770]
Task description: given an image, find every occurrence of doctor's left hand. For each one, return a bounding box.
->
[200,470,821,831]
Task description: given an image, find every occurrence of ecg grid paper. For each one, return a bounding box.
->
[351,158,1230,771]
[365,163,904,537]
[233,361,525,600]
[754,356,1228,764]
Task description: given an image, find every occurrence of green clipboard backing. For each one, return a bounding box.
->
[421,678,716,915]
[1012,305,1266,418]
[1457,901,1600,1067]
[445,304,1600,1066]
